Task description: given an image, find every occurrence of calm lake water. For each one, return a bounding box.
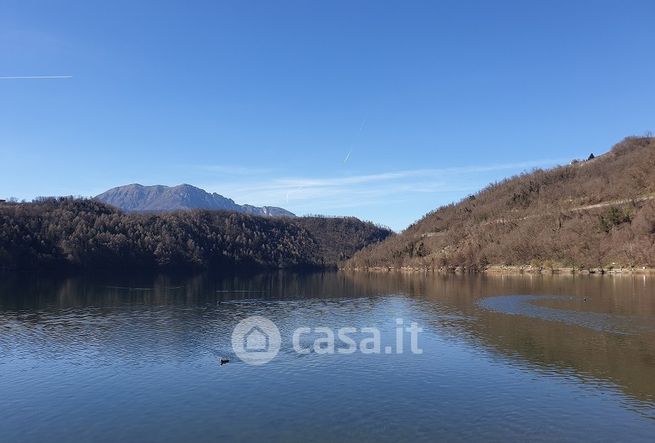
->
[1,271,654,442]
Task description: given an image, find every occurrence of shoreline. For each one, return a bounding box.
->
[342,265,655,275]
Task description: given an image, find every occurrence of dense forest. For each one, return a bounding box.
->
[0,198,391,271]
[346,136,655,271]
[294,216,394,264]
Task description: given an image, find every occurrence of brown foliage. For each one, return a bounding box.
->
[0,199,391,271]
[347,136,655,270]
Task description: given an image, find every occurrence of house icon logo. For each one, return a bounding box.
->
[231,316,281,365]
[244,326,269,351]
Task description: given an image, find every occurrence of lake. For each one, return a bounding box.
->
[1,271,654,442]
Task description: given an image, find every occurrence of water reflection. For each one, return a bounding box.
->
[1,271,655,441]
[478,295,650,334]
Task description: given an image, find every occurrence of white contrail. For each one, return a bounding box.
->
[357,116,367,133]
[343,115,366,164]
[0,75,72,80]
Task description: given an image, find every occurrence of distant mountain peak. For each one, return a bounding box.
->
[95,183,295,217]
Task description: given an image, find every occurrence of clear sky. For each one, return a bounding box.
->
[1,0,654,230]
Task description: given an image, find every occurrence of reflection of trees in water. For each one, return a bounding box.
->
[311,272,655,405]
[376,273,655,405]
[1,271,654,405]
[0,271,398,366]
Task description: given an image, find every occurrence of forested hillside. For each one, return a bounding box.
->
[0,199,390,271]
[346,136,655,271]
[295,216,393,264]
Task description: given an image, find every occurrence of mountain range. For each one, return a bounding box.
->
[95,184,294,217]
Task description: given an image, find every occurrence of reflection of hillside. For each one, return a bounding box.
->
[0,271,386,310]
[0,271,402,366]
[343,272,655,405]
[1,271,654,405]
[469,306,655,404]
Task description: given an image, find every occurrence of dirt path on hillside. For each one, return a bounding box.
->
[420,194,655,238]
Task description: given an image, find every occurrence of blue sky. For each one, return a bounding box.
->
[1,0,654,230]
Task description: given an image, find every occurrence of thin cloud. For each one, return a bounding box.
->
[249,158,565,190]
[201,157,565,211]
[0,75,72,80]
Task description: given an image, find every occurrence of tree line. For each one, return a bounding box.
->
[0,198,391,271]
